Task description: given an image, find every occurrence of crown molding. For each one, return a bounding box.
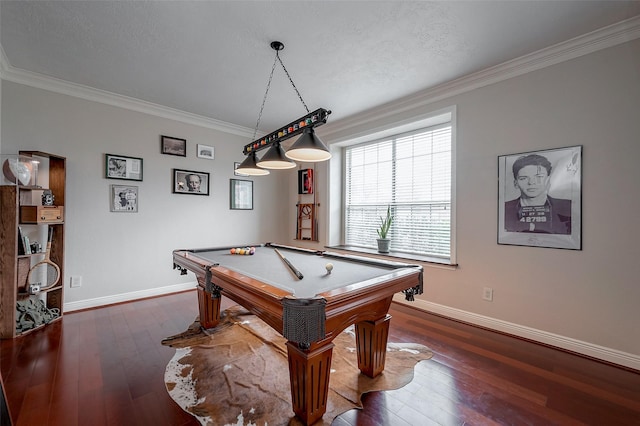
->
[322,15,640,139]
[0,58,254,138]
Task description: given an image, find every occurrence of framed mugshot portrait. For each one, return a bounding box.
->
[498,146,582,250]
[173,169,210,196]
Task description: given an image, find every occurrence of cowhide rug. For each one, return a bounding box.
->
[162,305,432,426]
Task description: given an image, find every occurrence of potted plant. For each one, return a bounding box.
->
[376,205,393,253]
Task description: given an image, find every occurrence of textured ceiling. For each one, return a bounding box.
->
[2,1,640,132]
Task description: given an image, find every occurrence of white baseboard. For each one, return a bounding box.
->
[63,281,196,313]
[393,295,640,372]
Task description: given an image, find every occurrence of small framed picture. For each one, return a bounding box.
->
[105,154,143,181]
[234,162,249,177]
[197,144,215,160]
[230,179,253,210]
[298,169,314,194]
[110,185,138,212]
[498,145,582,250]
[161,135,187,157]
[173,169,210,195]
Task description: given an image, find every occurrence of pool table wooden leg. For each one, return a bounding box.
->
[286,341,334,425]
[355,314,391,377]
[196,281,221,329]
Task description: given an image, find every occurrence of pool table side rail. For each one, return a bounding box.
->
[172,248,294,299]
[318,268,423,342]
[173,245,424,301]
[177,242,319,256]
[176,242,425,272]
[205,263,423,348]
[173,249,293,333]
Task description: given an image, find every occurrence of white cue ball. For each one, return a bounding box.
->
[325,263,334,273]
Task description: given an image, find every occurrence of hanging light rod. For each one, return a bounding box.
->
[243,108,331,155]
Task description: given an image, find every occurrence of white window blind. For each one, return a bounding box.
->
[344,124,452,259]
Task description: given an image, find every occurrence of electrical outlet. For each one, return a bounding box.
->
[70,276,82,288]
[483,287,493,301]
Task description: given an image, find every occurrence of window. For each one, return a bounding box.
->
[344,122,453,261]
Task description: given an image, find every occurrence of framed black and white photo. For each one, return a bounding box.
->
[197,144,215,160]
[234,162,249,177]
[105,154,143,181]
[230,179,253,210]
[161,135,187,157]
[110,185,138,212]
[498,145,582,250]
[173,169,209,195]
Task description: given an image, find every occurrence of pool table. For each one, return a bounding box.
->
[172,243,423,425]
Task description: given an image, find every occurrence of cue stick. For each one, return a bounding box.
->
[274,248,304,280]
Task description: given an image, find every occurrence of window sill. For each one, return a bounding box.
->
[325,245,458,269]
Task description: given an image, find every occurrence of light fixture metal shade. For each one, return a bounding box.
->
[257,143,296,169]
[236,152,270,176]
[285,128,332,162]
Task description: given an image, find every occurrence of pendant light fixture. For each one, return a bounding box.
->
[285,127,332,162]
[238,41,332,173]
[257,141,296,169]
[235,151,270,176]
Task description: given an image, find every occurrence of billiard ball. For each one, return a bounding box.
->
[325,263,333,274]
[230,246,256,255]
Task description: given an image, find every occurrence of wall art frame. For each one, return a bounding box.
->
[110,184,138,212]
[197,144,215,159]
[298,168,314,194]
[498,145,582,250]
[105,153,143,181]
[161,135,187,157]
[173,168,210,195]
[230,179,253,210]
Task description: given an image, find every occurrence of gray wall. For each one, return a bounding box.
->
[1,37,639,369]
[1,83,291,307]
[299,39,640,368]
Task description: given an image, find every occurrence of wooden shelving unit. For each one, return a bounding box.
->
[0,151,66,338]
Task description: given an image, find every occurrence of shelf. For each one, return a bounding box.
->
[17,322,46,336]
[16,315,62,337]
[18,253,44,258]
[17,285,63,298]
[20,205,64,224]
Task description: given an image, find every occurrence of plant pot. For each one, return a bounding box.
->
[376,238,391,253]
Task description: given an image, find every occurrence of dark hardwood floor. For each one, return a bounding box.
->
[1,290,639,425]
